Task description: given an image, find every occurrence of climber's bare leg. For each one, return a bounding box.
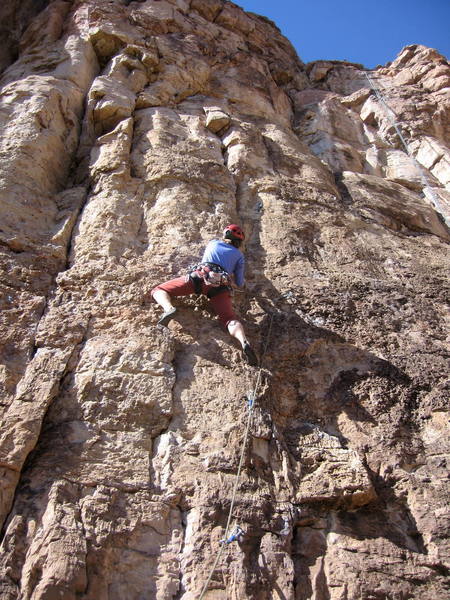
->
[227,319,247,347]
[152,289,175,313]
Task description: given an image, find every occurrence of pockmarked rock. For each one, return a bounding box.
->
[0,1,449,599]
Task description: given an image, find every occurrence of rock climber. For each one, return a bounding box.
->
[150,224,258,366]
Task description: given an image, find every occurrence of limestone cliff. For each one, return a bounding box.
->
[0,1,449,599]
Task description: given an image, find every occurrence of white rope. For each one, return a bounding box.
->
[198,543,226,600]
[198,312,275,599]
[364,72,448,225]
[364,72,411,153]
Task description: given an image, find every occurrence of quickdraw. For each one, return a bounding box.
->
[220,526,244,545]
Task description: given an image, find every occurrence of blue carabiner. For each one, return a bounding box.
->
[220,526,244,545]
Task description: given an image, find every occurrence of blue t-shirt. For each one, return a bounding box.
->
[201,240,245,286]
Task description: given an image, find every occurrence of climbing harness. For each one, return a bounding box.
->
[187,262,232,296]
[195,262,231,287]
[198,311,275,600]
[364,72,449,226]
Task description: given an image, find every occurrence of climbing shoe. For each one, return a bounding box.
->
[242,342,258,367]
[157,307,177,327]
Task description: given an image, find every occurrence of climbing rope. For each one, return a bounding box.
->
[198,310,275,599]
[364,72,448,225]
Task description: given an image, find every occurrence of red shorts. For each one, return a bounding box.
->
[151,276,237,328]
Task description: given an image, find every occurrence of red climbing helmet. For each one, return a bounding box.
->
[223,224,245,241]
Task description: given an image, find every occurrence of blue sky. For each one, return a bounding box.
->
[234,0,450,69]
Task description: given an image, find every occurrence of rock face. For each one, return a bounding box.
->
[0,1,449,599]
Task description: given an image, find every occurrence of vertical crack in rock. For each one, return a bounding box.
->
[0,0,51,75]
[172,506,188,600]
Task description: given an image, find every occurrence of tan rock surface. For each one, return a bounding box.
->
[0,2,449,599]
